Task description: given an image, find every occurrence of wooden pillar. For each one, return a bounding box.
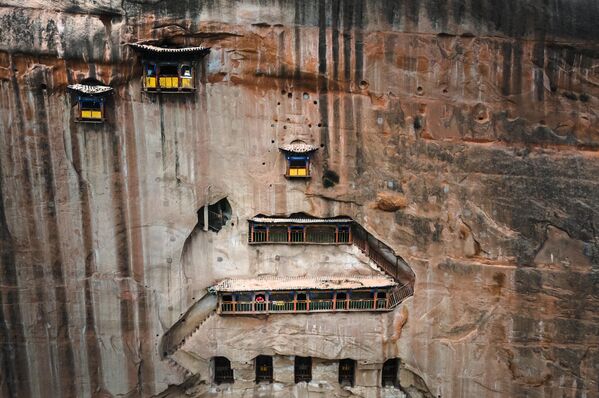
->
[266,292,270,314]
[293,292,297,312]
[250,224,254,243]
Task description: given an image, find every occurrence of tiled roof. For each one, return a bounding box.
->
[210,275,397,292]
[279,142,319,153]
[249,216,353,224]
[127,43,210,56]
[67,84,113,95]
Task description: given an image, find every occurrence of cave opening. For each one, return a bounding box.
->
[382,358,399,387]
[213,356,234,384]
[339,358,356,386]
[197,198,232,233]
[255,355,273,383]
[294,356,312,383]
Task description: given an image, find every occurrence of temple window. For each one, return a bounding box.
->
[279,141,319,178]
[289,226,305,242]
[269,225,289,243]
[381,358,399,387]
[309,291,334,311]
[221,294,234,312]
[337,225,351,243]
[251,224,268,242]
[255,355,273,383]
[335,292,348,310]
[67,82,113,123]
[287,156,310,177]
[296,292,308,311]
[180,64,193,89]
[294,356,312,383]
[213,356,234,384]
[254,292,267,312]
[128,43,210,93]
[348,290,375,310]
[235,293,253,312]
[339,359,356,386]
[144,63,157,89]
[269,292,294,311]
[79,98,104,121]
[376,290,387,309]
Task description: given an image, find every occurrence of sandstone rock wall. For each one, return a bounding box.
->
[0,1,598,397]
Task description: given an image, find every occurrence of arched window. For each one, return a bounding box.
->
[294,356,312,383]
[338,358,355,386]
[381,358,399,387]
[181,64,192,77]
[255,355,273,383]
[213,356,234,384]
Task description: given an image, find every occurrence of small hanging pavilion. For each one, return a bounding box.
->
[67,83,113,123]
[127,43,210,93]
[279,141,319,178]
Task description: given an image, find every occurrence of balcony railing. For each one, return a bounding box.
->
[249,225,352,245]
[218,294,410,314]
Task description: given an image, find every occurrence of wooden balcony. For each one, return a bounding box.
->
[216,283,413,315]
[249,219,352,245]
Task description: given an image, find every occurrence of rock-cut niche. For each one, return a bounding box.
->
[196,198,232,233]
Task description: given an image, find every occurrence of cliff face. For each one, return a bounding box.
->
[1,1,598,397]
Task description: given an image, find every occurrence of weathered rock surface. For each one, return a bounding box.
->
[1,1,598,397]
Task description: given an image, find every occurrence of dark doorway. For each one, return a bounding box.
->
[255,355,273,383]
[213,356,234,384]
[339,358,355,386]
[382,358,399,387]
[294,356,312,383]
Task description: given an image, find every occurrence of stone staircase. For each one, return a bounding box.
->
[160,293,218,358]
[165,356,192,378]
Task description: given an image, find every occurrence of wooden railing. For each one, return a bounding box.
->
[387,283,414,308]
[249,224,352,244]
[218,291,412,315]
[352,229,402,282]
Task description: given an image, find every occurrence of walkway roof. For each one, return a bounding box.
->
[210,275,396,292]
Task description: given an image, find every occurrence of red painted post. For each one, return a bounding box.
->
[293,293,297,312]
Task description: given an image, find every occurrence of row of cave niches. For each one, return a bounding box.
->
[212,356,403,389]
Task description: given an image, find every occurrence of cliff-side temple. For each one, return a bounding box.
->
[159,215,417,394]
[1,1,598,398]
